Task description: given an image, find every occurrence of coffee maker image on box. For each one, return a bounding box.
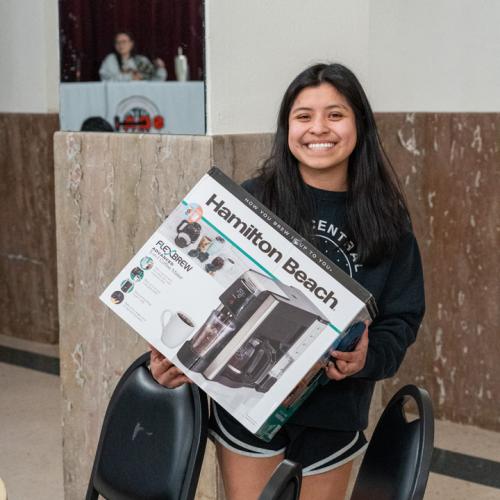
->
[174,220,201,248]
[176,270,329,393]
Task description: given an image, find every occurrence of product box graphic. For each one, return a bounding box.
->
[100,167,377,441]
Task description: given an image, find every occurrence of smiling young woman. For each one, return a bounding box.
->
[288,83,357,191]
[150,63,425,500]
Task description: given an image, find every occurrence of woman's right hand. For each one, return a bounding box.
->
[149,345,191,388]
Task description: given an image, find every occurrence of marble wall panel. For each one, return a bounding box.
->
[211,133,274,183]
[54,132,222,500]
[0,113,59,343]
[376,113,499,432]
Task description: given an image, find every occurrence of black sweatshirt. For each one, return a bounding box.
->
[241,178,425,431]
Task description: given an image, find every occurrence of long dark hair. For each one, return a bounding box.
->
[258,63,410,265]
[113,31,137,72]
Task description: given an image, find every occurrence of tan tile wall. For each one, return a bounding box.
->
[376,113,499,432]
[54,132,219,499]
[0,113,60,343]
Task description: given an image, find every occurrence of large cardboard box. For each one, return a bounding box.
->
[100,168,377,441]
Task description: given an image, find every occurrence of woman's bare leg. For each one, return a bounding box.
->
[215,441,285,500]
[300,461,353,500]
[216,441,354,500]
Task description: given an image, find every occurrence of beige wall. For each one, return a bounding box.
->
[204,0,370,134]
[368,1,500,112]
[0,0,59,113]
[204,0,500,134]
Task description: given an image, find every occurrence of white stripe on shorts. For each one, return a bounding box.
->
[303,443,368,476]
[209,430,285,458]
[302,431,359,472]
[303,434,368,476]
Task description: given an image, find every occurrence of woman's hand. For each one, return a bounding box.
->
[149,345,191,388]
[324,323,369,381]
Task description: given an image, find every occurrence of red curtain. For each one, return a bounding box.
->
[59,0,204,81]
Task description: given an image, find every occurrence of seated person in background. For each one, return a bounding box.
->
[99,32,167,81]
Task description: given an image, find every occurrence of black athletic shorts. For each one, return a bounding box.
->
[209,402,367,476]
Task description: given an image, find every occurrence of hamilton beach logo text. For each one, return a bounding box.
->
[206,194,338,309]
[153,241,193,272]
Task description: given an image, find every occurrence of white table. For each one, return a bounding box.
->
[59,81,205,134]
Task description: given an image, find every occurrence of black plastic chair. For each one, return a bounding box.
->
[258,459,302,500]
[350,384,434,500]
[86,352,209,500]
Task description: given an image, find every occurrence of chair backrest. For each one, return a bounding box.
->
[86,352,209,500]
[258,459,302,500]
[350,384,434,500]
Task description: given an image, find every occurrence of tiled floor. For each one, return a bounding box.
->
[0,362,63,500]
[0,338,499,500]
[427,418,500,499]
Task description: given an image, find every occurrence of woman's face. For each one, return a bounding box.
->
[114,33,134,57]
[288,83,357,189]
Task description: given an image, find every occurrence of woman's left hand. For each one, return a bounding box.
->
[325,323,369,381]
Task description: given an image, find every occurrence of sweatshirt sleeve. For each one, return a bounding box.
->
[353,232,425,380]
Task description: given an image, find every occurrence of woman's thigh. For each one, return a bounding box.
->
[216,440,354,500]
[300,461,353,500]
[215,441,285,500]
[210,403,364,499]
